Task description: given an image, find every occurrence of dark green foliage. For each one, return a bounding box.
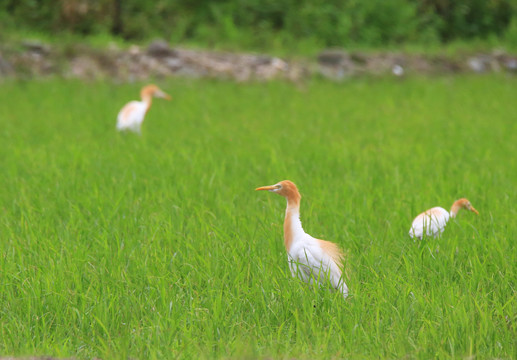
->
[0,1,515,47]
[420,0,513,41]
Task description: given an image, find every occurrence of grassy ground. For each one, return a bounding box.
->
[0,76,516,359]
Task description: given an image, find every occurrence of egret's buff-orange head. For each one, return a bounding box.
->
[141,84,171,100]
[453,198,479,215]
[255,180,301,203]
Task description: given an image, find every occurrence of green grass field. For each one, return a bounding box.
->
[0,76,516,359]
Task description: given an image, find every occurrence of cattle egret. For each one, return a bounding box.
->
[116,84,171,133]
[256,180,349,299]
[409,198,479,239]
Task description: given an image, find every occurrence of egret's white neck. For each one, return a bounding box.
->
[283,197,304,251]
[141,93,153,111]
[450,201,462,218]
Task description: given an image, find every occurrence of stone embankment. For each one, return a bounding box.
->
[1,39,516,81]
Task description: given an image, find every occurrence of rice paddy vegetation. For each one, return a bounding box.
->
[0,75,516,359]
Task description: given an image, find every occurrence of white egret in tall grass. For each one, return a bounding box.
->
[409,198,479,239]
[256,180,349,299]
[117,84,171,134]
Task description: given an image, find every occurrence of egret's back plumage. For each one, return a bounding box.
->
[409,207,450,239]
[117,101,147,133]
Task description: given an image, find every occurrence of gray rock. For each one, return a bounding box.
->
[317,50,356,80]
[392,64,404,76]
[147,40,177,57]
[22,40,50,55]
[317,50,350,66]
[467,55,498,73]
[252,55,272,66]
[164,57,183,70]
[504,58,517,72]
[0,53,14,76]
[68,56,103,79]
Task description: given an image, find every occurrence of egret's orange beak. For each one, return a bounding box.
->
[155,89,171,100]
[255,185,277,191]
[471,207,479,215]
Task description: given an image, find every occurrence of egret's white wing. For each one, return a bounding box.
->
[288,238,347,297]
[409,207,450,239]
[117,101,147,132]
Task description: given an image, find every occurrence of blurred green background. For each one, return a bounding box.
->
[1,0,517,50]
